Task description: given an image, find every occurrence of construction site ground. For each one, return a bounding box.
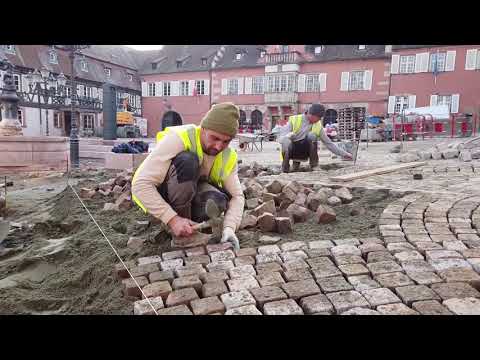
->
[1,137,480,315]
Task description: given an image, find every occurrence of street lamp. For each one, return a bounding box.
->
[56,45,90,169]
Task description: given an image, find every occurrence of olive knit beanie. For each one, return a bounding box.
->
[200,102,239,137]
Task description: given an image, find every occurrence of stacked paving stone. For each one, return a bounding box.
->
[78,170,134,212]
[406,136,480,163]
[241,179,353,234]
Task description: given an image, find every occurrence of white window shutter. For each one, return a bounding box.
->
[465,49,478,70]
[78,85,83,96]
[188,80,195,96]
[319,73,327,92]
[363,70,373,90]
[141,82,148,97]
[445,51,456,71]
[340,72,349,91]
[204,79,210,95]
[430,95,438,106]
[297,74,306,92]
[451,94,460,113]
[387,96,396,114]
[244,77,252,94]
[156,82,162,96]
[92,87,97,98]
[390,55,400,74]
[221,79,228,95]
[408,95,416,109]
[415,52,429,73]
[237,77,244,95]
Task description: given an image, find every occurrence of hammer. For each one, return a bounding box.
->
[191,199,223,231]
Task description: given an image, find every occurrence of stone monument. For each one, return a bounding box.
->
[0,58,23,136]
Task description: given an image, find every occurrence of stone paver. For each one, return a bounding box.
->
[341,308,380,315]
[220,290,256,310]
[412,300,453,315]
[317,276,354,293]
[395,285,440,305]
[362,288,402,307]
[367,252,396,263]
[228,265,256,279]
[255,271,285,287]
[376,303,419,315]
[282,259,310,271]
[443,297,480,315]
[172,276,202,292]
[200,271,229,283]
[227,275,260,292]
[338,263,370,276]
[165,287,199,307]
[142,281,172,300]
[133,296,164,315]
[406,271,443,285]
[428,258,473,272]
[367,261,404,276]
[191,296,226,315]
[326,290,370,313]
[375,272,415,289]
[250,286,288,307]
[438,268,480,287]
[281,279,321,300]
[283,269,313,282]
[300,294,334,314]
[263,299,304,315]
[225,305,262,315]
[333,255,366,266]
[156,304,193,315]
[202,281,229,298]
[348,275,381,292]
[431,282,480,300]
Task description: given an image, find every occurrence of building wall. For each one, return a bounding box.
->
[390,45,480,114]
[21,107,64,137]
[141,71,211,136]
[212,67,265,105]
[299,58,390,116]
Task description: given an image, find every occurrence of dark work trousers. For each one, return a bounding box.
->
[157,151,230,222]
[280,133,319,171]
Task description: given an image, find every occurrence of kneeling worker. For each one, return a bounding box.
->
[132,103,245,249]
[280,103,353,173]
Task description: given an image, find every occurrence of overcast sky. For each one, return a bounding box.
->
[124,45,164,51]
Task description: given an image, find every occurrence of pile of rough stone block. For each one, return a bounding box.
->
[78,169,134,212]
[240,178,354,234]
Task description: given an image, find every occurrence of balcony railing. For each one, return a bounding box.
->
[264,92,298,104]
[265,51,301,65]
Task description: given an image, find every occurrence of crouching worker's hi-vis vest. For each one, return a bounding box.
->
[132,124,238,214]
[280,114,323,159]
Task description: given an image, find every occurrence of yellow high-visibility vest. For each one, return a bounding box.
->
[280,114,323,159]
[132,124,238,213]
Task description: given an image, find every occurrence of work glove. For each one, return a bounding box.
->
[221,227,240,250]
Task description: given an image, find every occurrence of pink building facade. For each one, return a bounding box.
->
[139,45,480,137]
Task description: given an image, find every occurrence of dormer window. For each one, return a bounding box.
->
[201,57,207,66]
[235,52,243,60]
[260,50,266,58]
[4,45,15,54]
[80,59,88,72]
[314,46,323,54]
[176,60,182,68]
[280,45,289,53]
[104,67,111,77]
[49,50,58,64]
[127,73,133,81]
[358,45,366,50]
[151,62,157,70]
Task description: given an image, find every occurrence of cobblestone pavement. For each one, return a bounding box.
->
[115,138,480,314]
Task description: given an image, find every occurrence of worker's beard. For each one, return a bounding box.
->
[204,148,220,156]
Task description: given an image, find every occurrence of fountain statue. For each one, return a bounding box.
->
[0,59,23,136]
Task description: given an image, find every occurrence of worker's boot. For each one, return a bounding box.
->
[292,161,301,172]
[281,152,290,173]
[309,140,319,170]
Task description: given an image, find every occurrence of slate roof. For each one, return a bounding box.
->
[305,45,389,62]
[213,45,266,69]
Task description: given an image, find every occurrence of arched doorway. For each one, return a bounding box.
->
[239,110,247,127]
[251,110,263,130]
[161,111,183,131]
[324,109,338,126]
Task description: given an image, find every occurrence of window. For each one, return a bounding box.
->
[252,76,264,94]
[437,95,452,111]
[266,74,295,92]
[4,45,15,54]
[201,57,207,65]
[83,86,92,98]
[227,78,238,95]
[280,45,289,53]
[429,52,446,73]
[260,50,266,58]
[127,73,133,81]
[13,74,20,91]
[235,52,243,60]
[358,45,366,50]
[80,59,88,72]
[306,74,320,92]
[104,67,111,77]
[349,71,364,91]
[176,60,182,68]
[54,113,62,128]
[82,114,94,129]
[17,109,25,127]
[314,46,323,54]
[65,86,71,98]
[180,81,189,96]
[399,55,415,73]
[394,96,409,113]
[163,82,171,96]
[195,80,205,95]
[151,63,157,70]
[49,51,58,64]
[148,83,155,97]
